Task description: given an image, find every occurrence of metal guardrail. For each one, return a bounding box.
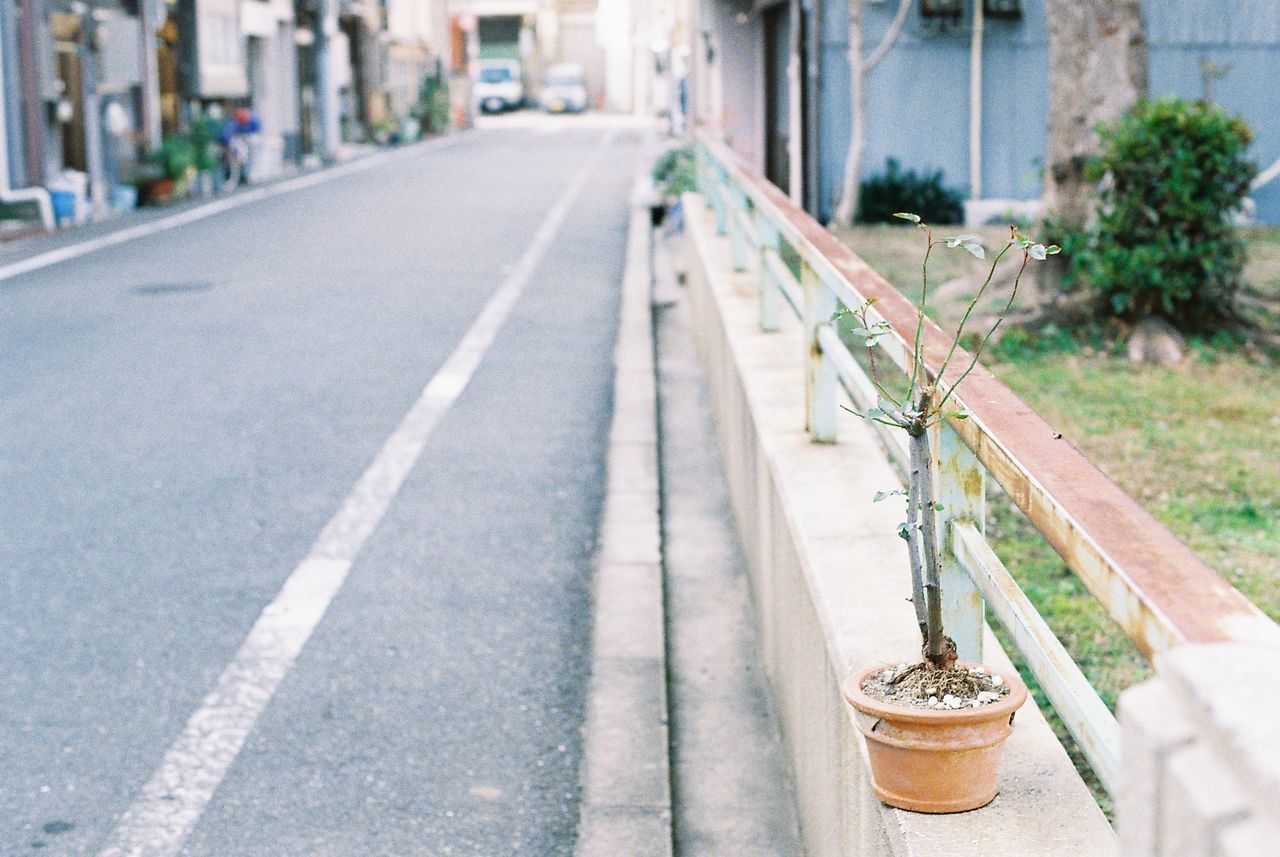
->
[696,131,1280,797]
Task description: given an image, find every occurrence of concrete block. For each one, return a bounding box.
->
[592,562,664,660]
[1163,742,1250,857]
[1218,816,1280,857]
[606,441,659,499]
[598,492,661,565]
[581,656,670,809]
[1158,642,1280,802]
[575,805,671,857]
[1117,680,1196,857]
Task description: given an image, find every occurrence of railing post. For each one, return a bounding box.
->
[728,189,750,272]
[712,164,729,235]
[932,421,985,662]
[755,210,781,333]
[803,262,838,443]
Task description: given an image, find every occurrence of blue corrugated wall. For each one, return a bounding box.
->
[816,0,1280,223]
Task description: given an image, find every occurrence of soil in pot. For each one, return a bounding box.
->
[861,662,1011,710]
[845,662,1027,814]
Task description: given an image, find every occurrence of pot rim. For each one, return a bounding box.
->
[844,661,1028,724]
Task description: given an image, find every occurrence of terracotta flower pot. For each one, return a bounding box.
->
[843,662,1028,813]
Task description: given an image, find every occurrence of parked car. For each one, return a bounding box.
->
[475,60,524,113]
[540,64,589,114]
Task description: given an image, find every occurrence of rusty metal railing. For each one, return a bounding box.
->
[696,131,1280,797]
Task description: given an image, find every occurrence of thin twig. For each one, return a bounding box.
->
[933,240,1015,391]
[936,250,1031,414]
[906,235,937,400]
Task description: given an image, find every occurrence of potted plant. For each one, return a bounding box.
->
[839,212,1059,813]
[190,110,223,197]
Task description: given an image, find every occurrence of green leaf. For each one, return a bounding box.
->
[962,241,985,260]
[1045,244,1062,255]
[866,407,885,420]
[932,501,945,512]
[897,522,911,541]
[1029,244,1048,261]
[893,212,922,224]
[945,410,970,420]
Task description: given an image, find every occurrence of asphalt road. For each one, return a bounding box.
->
[1,120,640,856]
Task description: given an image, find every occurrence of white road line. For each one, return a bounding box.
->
[96,129,617,857]
[0,134,466,285]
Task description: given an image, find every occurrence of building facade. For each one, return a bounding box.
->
[693,0,1280,224]
[0,0,452,226]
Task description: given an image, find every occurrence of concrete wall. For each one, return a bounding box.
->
[698,0,763,169]
[680,191,1115,856]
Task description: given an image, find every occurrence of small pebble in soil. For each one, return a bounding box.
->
[991,675,1004,687]
[928,696,939,707]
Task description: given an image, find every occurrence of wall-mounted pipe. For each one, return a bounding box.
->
[0,0,53,229]
[968,0,984,199]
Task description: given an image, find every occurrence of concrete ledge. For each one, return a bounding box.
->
[681,193,1114,857]
[575,193,671,857]
[1118,643,1280,857]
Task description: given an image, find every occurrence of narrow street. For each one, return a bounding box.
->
[1,121,641,856]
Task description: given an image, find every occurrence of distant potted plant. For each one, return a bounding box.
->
[190,111,223,197]
[411,76,452,135]
[131,160,170,207]
[839,212,1059,813]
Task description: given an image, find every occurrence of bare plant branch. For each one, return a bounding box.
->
[935,251,1031,414]
[907,233,938,401]
[862,0,913,73]
[933,237,1016,391]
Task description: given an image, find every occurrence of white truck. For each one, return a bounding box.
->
[475,60,524,114]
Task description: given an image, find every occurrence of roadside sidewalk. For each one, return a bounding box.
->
[578,173,804,855]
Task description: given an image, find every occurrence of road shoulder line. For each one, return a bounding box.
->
[575,178,673,857]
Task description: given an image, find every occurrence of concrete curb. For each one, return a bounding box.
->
[575,184,672,857]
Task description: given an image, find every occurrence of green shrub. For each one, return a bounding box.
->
[155,132,196,181]
[653,146,697,198]
[1074,97,1256,329]
[189,112,222,173]
[858,158,964,225]
[412,76,451,134]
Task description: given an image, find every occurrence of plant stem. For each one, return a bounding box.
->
[905,445,927,644]
[911,421,951,669]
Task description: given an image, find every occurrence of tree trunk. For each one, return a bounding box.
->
[1042,0,1148,231]
[1035,0,1147,309]
[834,2,866,226]
[834,0,910,226]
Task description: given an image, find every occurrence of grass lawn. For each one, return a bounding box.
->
[833,223,1280,812]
